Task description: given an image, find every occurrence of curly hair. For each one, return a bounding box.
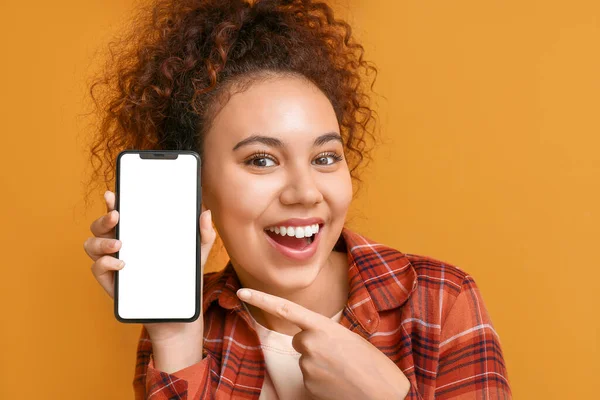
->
[84,0,380,204]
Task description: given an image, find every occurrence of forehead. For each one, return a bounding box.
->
[206,76,339,146]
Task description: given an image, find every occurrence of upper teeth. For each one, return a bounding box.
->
[265,224,320,238]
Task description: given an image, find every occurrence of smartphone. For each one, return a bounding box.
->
[114,150,201,323]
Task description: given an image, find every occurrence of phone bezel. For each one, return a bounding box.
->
[113,149,202,324]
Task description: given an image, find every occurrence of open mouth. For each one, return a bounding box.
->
[263,224,323,251]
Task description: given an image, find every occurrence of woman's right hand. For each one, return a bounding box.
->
[83,190,217,349]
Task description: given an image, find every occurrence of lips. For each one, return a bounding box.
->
[265,229,313,250]
[263,224,323,261]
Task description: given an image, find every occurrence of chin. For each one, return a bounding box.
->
[260,258,323,293]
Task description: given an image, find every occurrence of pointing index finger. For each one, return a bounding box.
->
[237,288,328,331]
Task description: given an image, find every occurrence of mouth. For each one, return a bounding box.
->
[263,224,324,261]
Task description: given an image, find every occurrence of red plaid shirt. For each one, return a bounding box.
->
[133,227,511,399]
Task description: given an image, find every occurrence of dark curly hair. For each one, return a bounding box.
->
[84,0,380,203]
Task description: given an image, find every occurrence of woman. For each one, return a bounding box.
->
[83,0,511,398]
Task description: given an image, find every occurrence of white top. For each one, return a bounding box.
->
[242,302,345,400]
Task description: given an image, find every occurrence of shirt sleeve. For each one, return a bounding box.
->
[434,276,512,399]
[133,326,216,400]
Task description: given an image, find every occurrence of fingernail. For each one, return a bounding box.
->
[117,260,125,269]
[237,289,251,300]
[111,239,120,247]
[111,210,118,218]
[104,191,110,202]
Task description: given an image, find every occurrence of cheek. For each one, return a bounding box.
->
[322,171,353,212]
[209,169,278,222]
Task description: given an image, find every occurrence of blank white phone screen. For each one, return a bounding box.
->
[116,153,198,320]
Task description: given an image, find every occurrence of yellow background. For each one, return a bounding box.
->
[0,0,597,398]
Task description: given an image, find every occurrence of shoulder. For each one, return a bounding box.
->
[343,227,471,293]
[402,252,496,333]
[405,252,470,290]
[402,253,486,319]
[399,257,512,396]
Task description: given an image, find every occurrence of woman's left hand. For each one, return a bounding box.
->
[236,288,411,400]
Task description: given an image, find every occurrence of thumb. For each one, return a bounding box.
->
[199,209,216,270]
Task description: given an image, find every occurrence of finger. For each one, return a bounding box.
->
[89,209,119,238]
[91,255,126,299]
[199,209,216,269]
[291,329,315,355]
[236,288,329,331]
[104,190,115,213]
[83,237,122,261]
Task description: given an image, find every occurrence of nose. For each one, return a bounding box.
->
[279,165,324,206]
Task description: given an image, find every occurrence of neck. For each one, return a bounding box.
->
[236,250,349,336]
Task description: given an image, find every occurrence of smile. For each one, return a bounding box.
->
[263,224,324,261]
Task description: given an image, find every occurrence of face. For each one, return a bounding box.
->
[201,75,353,294]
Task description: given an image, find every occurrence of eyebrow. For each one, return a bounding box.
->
[232,132,342,151]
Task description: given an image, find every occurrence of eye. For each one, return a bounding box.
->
[312,152,344,166]
[244,152,277,168]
